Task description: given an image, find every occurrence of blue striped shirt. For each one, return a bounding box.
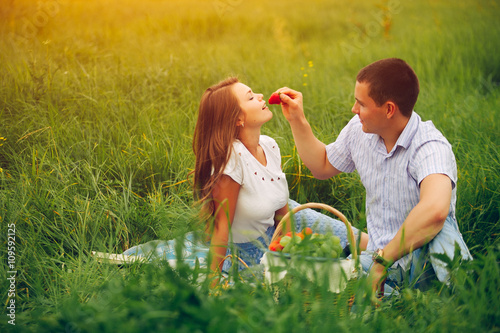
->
[326,112,458,268]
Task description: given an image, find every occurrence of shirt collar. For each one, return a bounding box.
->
[395,111,419,150]
[373,111,419,156]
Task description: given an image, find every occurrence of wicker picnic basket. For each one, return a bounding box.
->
[262,202,360,293]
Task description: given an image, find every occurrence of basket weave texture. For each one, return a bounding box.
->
[271,202,357,259]
[263,203,360,293]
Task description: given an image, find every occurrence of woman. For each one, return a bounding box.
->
[114,77,365,282]
[192,77,366,278]
[193,77,290,275]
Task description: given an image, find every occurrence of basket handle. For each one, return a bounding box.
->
[272,202,357,259]
[217,254,259,282]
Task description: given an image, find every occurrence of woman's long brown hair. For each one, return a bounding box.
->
[192,77,241,220]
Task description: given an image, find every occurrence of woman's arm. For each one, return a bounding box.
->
[209,175,241,283]
[274,204,291,234]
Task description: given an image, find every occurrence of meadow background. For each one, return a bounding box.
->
[0,0,499,331]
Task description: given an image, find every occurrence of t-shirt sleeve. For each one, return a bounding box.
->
[223,145,244,185]
[325,117,357,173]
[411,140,457,189]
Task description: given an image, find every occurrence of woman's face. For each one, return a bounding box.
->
[232,82,273,128]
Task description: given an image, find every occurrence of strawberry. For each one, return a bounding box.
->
[268,92,281,105]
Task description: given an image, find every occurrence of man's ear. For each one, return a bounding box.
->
[386,101,397,119]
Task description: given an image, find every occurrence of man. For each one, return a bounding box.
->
[275,58,471,295]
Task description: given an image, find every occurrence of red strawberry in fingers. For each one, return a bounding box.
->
[268,92,281,105]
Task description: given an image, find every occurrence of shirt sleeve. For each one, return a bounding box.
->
[325,116,357,173]
[223,144,244,185]
[411,140,457,189]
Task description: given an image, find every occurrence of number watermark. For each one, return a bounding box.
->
[6,224,17,326]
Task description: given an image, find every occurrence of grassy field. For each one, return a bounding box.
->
[1,0,499,331]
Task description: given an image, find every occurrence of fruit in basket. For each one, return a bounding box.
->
[282,242,293,254]
[279,235,292,247]
[269,240,284,252]
[269,229,344,259]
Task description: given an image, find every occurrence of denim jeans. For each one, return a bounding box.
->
[356,215,472,295]
[356,246,436,296]
[221,199,360,272]
[123,202,470,288]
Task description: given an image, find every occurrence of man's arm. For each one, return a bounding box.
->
[369,173,452,291]
[277,87,341,180]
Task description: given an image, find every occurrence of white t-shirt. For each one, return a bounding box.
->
[223,135,289,243]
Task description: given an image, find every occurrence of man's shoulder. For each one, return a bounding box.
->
[411,114,450,148]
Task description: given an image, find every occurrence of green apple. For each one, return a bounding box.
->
[282,242,293,253]
[280,235,292,247]
[320,243,331,254]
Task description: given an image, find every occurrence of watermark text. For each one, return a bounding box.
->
[6,223,17,326]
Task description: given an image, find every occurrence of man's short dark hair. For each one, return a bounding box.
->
[356,58,419,117]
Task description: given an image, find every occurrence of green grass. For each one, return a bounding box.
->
[0,0,499,331]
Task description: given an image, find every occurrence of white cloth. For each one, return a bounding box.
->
[326,112,468,269]
[223,135,289,243]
